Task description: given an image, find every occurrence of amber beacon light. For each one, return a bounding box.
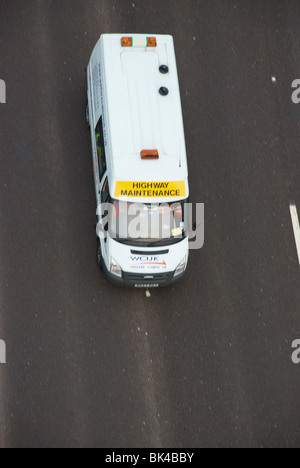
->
[121,37,133,47]
[141,149,159,160]
[121,36,157,47]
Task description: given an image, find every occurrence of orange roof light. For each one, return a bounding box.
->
[141,150,159,160]
[121,36,157,47]
[147,37,157,47]
[121,36,132,47]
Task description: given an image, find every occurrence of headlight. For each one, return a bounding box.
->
[174,256,187,277]
[110,257,122,278]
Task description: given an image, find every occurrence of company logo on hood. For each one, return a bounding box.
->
[130,256,166,266]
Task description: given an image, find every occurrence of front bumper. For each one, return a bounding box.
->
[102,260,186,288]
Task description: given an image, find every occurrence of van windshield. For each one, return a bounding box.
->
[109,200,187,247]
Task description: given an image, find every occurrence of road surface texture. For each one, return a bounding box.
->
[0,0,300,448]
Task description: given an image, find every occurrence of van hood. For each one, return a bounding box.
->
[108,237,189,274]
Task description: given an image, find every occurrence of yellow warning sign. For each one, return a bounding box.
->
[115,181,186,198]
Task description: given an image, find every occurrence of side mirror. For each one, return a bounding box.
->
[96,218,108,239]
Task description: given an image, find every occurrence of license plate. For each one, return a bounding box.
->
[134,284,159,288]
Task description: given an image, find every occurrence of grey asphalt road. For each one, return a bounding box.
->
[0,0,300,448]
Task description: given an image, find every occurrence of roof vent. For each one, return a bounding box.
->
[159,65,169,74]
[159,86,169,96]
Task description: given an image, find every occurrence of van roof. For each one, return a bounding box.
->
[92,33,189,203]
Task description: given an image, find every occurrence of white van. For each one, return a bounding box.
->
[86,34,190,287]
